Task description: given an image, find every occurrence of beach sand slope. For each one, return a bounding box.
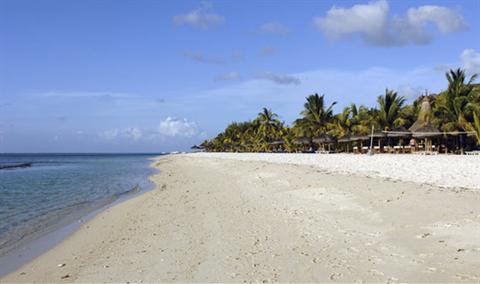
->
[2,155,480,282]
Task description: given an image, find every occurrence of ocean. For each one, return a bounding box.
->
[0,153,159,259]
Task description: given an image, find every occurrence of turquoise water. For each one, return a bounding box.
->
[0,154,159,256]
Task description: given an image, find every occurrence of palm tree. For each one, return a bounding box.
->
[377,89,406,130]
[294,94,336,137]
[434,68,478,132]
[255,108,281,145]
[465,112,480,145]
[328,106,352,138]
[350,104,378,135]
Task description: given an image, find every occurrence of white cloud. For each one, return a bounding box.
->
[216,71,241,81]
[397,85,425,99]
[123,128,143,140]
[315,0,388,42]
[314,0,466,46]
[406,5,466,34]
[259,22,291,36]
[173,4,224,28]
[158,117,199,137]
[98,119,200,142]
[461,49,480,75]
[255,72,301,85]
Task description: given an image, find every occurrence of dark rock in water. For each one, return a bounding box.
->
[0,163,32,170]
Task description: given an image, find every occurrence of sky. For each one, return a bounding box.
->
[1,0,479,153]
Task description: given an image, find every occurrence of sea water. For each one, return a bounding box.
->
[0,154,159,258]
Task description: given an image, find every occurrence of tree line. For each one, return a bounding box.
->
[200,68,480,152]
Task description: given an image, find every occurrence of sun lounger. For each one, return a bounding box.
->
[465,151,480,155]
[383,146,393,153]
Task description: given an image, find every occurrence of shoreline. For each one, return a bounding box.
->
[0,158,159,277]
[2,154,480,282]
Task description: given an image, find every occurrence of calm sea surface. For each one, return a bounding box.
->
[0,153,159,256]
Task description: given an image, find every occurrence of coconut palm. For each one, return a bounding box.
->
[255,108,281,142]
[351,104,379,135]
[377,89,406,130]
[294,94,336,137]
[434,68,478,132]
[328,106,352,138]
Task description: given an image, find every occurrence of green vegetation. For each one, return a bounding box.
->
[201,68,480,152]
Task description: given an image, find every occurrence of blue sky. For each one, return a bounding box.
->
[1,0,479,152]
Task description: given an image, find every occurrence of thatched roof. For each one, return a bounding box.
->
[348,135,365,141]
[412,124,442,138]
[387,126,412,138]
[409,98,433,132]
[337,135,351,142]
[294,137,312,145]
[312,134,335,144]
[190,145,204,149]
[408,97,442,138]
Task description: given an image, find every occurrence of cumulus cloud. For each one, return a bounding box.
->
[255,72,301,85]
[216,71,241,81]
[181,51,224,65]
[314,0,466,47]
[98,119,200,142]
[461,49,480,75]
[173,4,224,28]
[259,22,291,36]
[158,117,199,137]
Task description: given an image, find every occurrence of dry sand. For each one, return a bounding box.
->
[2,154,480,282]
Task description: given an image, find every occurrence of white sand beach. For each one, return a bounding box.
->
[2,154,480,282]
[190,153,480,189]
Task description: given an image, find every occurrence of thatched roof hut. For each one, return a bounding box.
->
[412,124,442,138]
[387,126,411,138]
[409,97,441,138]
[294,137,312,145]
[337,135,352,143]
[312,134,335,144]
[349,134,368,141]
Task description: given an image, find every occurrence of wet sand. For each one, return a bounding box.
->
[2,154,480,282]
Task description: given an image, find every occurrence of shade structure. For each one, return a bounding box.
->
[371,130,387,138]
[411,124,442,138]
[190,145,203,150]
[293,137,312,145]
[387,126,412,138]
[312,134,335,144]
[337,135,351,143]
[350,134,369,141]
